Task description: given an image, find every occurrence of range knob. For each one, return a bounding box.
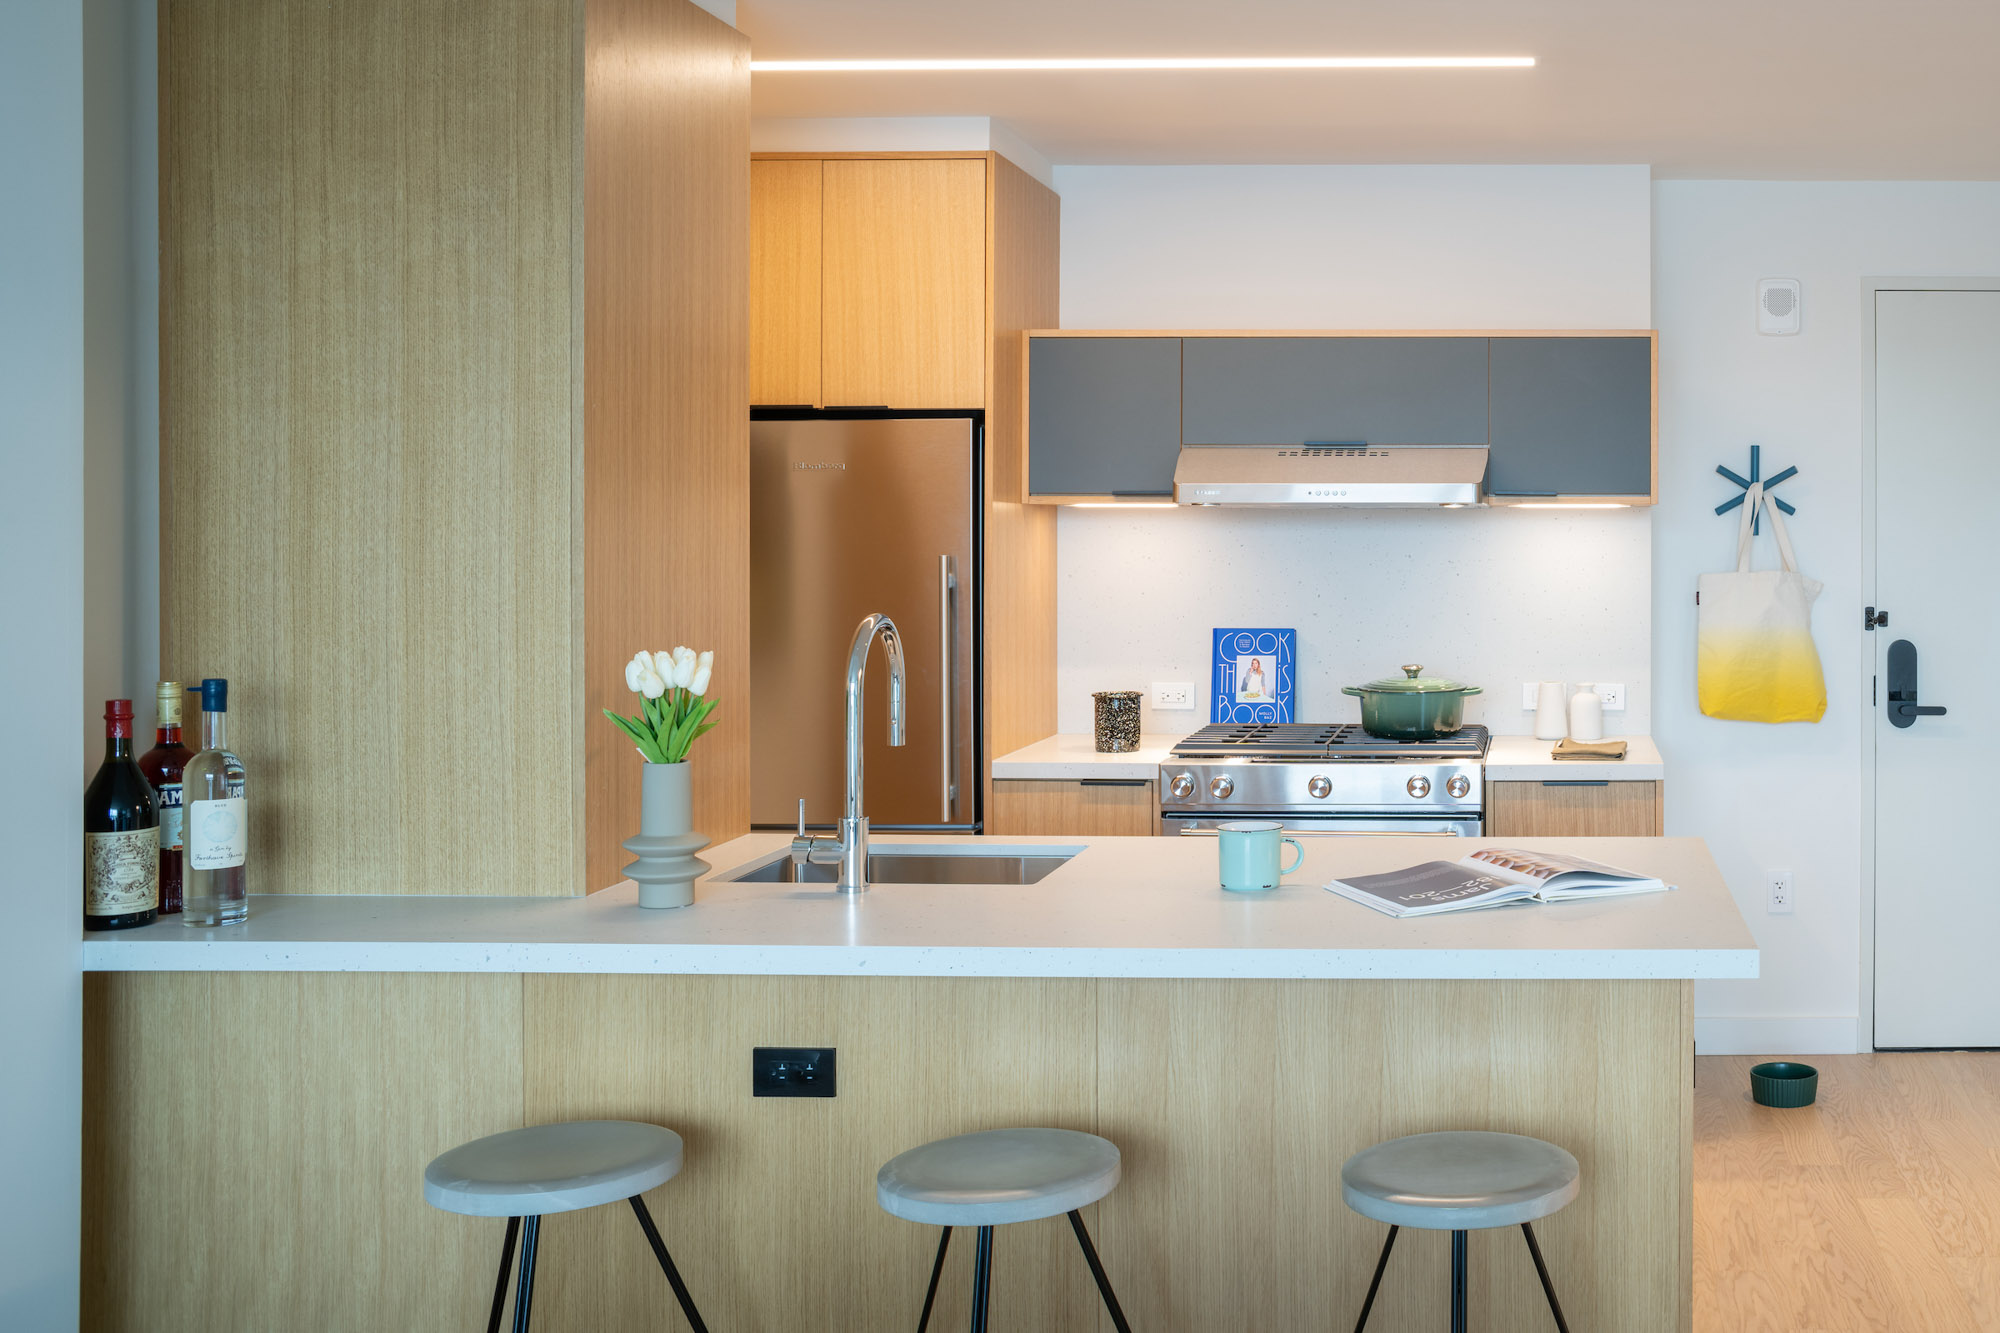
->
[1406,776,1432,798]
[1307,775,1332,799]
[1446,775,1472,799]
[1169,771,1196,800]
[1210,775,1235,799]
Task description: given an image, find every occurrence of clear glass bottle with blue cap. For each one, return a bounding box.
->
[182,678,248,926]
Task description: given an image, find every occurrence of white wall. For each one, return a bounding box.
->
[1654,181,2000,1054]
[751,116,1056,188]
[1,0,86,1324]
[1052,165,1655,736]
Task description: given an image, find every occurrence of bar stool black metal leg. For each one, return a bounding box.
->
[1350,1225,1399,1333]
[511,1214,541,1333]
[1521,1222,1572,1333]
[916,1227,953,1333]
[1450,1230,1467,1333]
[485,1216,520,1333]
[967,1225,994,1333]
[1066,1210,1133,1333]
[628,1194,711,1333]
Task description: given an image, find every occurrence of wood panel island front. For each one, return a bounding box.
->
[82,835,1755,1333]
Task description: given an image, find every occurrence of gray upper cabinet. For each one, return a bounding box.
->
[1181,337,1490,446]
[1027,336,1182,497]
[1488,337,1654,499]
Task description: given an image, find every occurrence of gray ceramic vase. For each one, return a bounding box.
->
[623,761,710,909]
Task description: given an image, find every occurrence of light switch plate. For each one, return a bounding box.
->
[1522,683,1540,710]
[1597,683,1627,711]
[1152,682,1196,710]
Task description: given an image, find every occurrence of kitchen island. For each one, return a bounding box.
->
[83,835,1753,1333]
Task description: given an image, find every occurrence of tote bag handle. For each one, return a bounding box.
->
[1734,481,1801,574]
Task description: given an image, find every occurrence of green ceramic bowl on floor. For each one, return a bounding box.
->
[1750,1061,1819,1108]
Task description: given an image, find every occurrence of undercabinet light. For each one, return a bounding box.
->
[1070,502,1179,509]
[1510,502,1631,509]
[751,56,1536,73]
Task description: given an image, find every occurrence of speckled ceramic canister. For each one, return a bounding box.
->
[624,761,710,909]
[1092,691,1144,753]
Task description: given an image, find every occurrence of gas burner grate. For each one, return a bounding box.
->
[1173,723,1489,761]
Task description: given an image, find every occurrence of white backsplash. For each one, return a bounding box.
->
[1054,505,1653,738]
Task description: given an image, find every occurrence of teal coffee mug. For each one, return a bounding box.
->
[1216,820,1305,892]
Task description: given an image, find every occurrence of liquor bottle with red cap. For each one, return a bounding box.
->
[84,699,160,931]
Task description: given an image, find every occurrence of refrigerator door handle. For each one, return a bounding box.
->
[939,554,957,822]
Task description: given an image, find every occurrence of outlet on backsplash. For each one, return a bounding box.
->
[1597,684,1627,711]
[1152,682,1197,710]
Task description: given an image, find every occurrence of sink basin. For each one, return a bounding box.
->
[714,845,1078,886]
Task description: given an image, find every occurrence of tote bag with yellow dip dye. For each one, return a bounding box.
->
[1697,482,1827,723]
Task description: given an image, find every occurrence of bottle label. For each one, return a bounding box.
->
[157,782,185,851]
[86,828,160,916]
[187,796,248,870]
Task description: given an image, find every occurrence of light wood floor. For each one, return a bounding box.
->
[1697,1052,2000,1331]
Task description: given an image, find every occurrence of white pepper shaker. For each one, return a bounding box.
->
[1568,683,1604,743]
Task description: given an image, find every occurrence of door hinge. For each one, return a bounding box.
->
[1865,606,1889,630]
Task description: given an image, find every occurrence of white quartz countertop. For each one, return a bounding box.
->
[990,733,1184,779]
[82,833,1753,981]
[1483,735,1664,781]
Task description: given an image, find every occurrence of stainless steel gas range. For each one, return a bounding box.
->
[1159,723,1489,839]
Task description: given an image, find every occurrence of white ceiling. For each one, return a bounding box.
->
[738,0,2000,178]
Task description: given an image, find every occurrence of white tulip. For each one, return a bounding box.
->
[625,650,666,699]
[670,645,699,690]
[688,650,713,697]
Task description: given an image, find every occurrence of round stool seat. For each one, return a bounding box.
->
[424,1120,684,1218]
[877,1128,1121,1227]
[1341,1131,1578,1231]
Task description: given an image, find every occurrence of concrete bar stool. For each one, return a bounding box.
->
[424,1120,708,1333]
[877,1127,1133,1333]
[1340,1131,1578,1333]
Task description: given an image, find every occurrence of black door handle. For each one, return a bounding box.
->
[1885,638,1947,729]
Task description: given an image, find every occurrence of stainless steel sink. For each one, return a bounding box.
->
[714,845,1078,886]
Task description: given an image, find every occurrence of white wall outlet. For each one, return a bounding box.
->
[1597,683,1627,712]
[1152,681,1197,711]
[1767,869,1795,915]
[1522,682,1541,710]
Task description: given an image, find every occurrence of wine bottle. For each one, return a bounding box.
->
[182,678,249,927]
[85,699,160,931]
[137,680,193,915]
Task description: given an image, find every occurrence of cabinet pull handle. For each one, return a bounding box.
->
[1541,780,1610,787]
[1079,778,1149,788]
[1109,490,1174,498]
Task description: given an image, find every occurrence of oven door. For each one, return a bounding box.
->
[1162,813,1483,838]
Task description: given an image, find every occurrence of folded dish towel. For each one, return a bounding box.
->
[1552,738,1627,760]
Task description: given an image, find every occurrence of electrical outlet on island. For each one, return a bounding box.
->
[1767,870,1795,915]
[1152,682,1196,710]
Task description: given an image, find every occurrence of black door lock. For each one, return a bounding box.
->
[1864,606,1889,630]
[1886,638,1947,728]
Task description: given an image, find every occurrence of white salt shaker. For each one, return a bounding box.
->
[1533,681,1568,740]
[1568,683,1604,743]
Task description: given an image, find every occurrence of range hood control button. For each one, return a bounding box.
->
[1446,775,1471,799]
[1307,775,1332,799]
[1406,776,1432,798]
[1210,775,1235,799]
[1169,772,1196,800]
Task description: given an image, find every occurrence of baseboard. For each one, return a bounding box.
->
[1693,1015,1865,1055]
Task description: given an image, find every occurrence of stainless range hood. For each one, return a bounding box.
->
[1172,444,1488,507]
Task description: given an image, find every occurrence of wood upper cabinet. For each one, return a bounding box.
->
[1487,336,1656,502]
[749,159,822,407]
[820,158,987,408]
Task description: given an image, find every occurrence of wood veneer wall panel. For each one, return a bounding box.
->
[1092,979,1692,1333]
[158,0,580,895]
[582,0,751,894]
[749,158,823,406]
[520,974,1099,1332]
[982,154,1060,809]
[81,972,525,1332]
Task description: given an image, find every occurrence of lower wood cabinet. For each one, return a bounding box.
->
[990,778,1160,836]
[1486,780,1662,837]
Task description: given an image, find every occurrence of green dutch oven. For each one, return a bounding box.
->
[1342,664,1483,740]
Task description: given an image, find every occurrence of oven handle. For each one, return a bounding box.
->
[1173,827,1468,838]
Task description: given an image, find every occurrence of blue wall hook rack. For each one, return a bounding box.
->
[1714,444,1797,535]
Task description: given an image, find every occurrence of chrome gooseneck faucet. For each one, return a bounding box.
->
[792,612,906,893]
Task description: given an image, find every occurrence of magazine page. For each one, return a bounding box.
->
[1460,847,1668,899]
[1324,861,1539,918]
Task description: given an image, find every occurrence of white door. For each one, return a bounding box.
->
[1873,288,2000,1048]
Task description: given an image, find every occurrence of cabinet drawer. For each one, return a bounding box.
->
[989,779,1160,837]
[1487,337,1655,501]
[1485,780,1662,837]
[1027,336,1182,499]
[1182,337,1489,446]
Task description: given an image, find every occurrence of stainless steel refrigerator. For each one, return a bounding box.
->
[751,413,980,831]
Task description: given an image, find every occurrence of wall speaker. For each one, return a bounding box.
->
[1757,278,1802,335]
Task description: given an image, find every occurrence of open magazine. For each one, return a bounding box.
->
[1324,847,1673,918]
